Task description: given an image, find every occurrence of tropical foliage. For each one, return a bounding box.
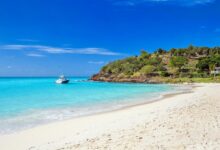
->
[93,45,220,82]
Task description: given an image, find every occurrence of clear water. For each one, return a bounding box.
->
[0,77,189,134]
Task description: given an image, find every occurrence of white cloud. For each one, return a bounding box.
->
[26,53,45,57]
[112,0,215,6]
[88,61,105,64]
[0,44,121,56]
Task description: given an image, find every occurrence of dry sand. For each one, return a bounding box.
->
[0,83,220,150]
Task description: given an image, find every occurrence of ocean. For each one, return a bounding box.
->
[0,77,190,134]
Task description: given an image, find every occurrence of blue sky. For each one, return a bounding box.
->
[0,0,220,76]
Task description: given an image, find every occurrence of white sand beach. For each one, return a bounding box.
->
[0,83,220,150]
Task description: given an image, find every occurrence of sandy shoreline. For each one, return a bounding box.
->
[0,83,220,150]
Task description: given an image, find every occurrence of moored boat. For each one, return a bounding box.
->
[56,75,70,84]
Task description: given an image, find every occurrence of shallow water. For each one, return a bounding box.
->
[0,77,190,134]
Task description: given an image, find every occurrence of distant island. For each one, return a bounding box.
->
[92,45,220,83]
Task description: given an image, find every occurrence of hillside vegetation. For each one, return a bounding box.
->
[91,45,220,83]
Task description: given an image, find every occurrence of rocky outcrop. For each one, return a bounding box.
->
[91,74,160,83]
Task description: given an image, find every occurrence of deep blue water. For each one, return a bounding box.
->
[0,77,189,134]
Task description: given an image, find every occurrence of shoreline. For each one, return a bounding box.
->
[0,83,220,149]
[0,84,192,136]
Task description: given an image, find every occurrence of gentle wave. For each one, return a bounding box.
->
[0,77,192,134]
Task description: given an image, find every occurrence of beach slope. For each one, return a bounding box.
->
[0,84,220,150]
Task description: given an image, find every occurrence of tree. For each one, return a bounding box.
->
[140,65,155,76]
[138,50,150,60]
[97,46,220,81]
[170,48,176,56]
[137,50,151,67]
[196,55,220,73]
[170,56,188,72]
[155,48,166,55]
[188,44,195,51]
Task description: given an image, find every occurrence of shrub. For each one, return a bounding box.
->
[159,71,170,77]
[140,65,155,76]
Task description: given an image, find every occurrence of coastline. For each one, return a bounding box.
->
[0,83,191,135]
[0,83,220,149]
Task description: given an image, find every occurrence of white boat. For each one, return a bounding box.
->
[56,75,70,84]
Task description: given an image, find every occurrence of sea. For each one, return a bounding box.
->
[0,77,191,134]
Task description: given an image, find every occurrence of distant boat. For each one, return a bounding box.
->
[56,75,70,84]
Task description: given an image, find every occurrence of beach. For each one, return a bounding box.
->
[0,83,220,150]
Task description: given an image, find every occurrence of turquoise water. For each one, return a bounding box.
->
[0,77,189,134]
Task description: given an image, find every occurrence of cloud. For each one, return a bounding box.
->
[88,61,105,64]
[0,44,121,56]
[112,0,215,6]
[26,53,45,57]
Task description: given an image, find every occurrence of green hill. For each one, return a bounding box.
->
[91,45,220,83]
